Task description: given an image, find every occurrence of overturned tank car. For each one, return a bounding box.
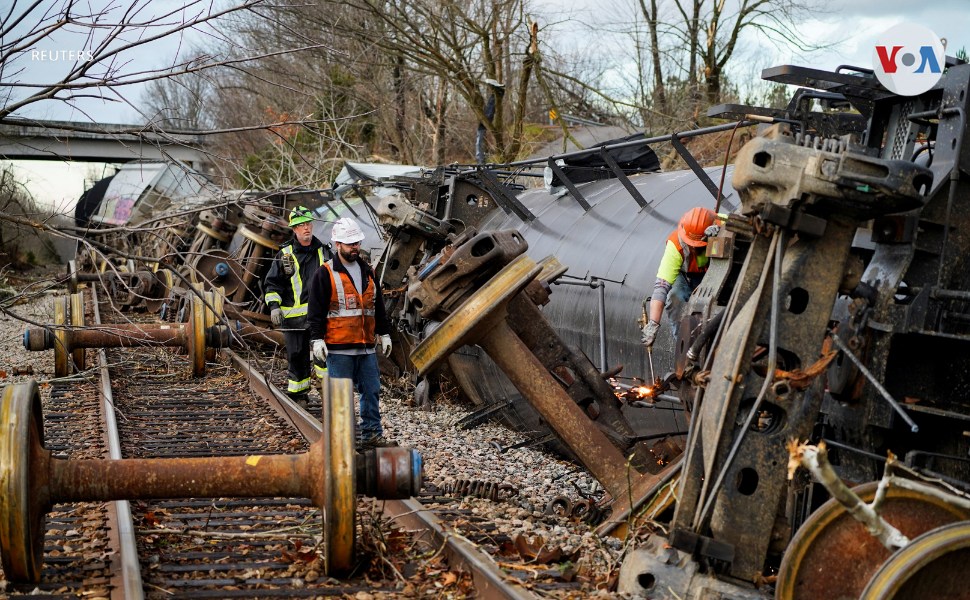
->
[387,60,970,599]
[63,54,970,598]
[364,132,746,460]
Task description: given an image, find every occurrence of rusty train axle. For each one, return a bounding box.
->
[0,378,422,583]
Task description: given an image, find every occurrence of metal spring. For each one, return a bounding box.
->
[795,133,847,154]
[442,478,518,501]
[543,495,608,525]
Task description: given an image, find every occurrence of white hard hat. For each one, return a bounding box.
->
[331,217,365,244]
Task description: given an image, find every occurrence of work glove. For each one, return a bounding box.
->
[281,252,295,276]
[312,339,328,363]
[704,224,720,238]
[641,320,660,348]
[270,304,283,328]
[379,334,392,356]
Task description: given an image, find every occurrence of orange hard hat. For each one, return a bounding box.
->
[679,207,716,247]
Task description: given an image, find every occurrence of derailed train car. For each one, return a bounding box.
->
[66,54,970,598]
[590,58,970,597]
[447,161,737,444]
[363,59,970,598]
[265,138,739,479]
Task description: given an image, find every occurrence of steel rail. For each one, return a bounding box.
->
[382,498,539,600]
[40,282,550,598]
[226,348,322,441]
[89,285,144,600]
[51,281,545,598]
[225,349,538,599]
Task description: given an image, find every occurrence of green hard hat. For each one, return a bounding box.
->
[288,206,314,227]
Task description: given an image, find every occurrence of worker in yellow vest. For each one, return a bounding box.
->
[642,206,723,348]
[264,206,333,408]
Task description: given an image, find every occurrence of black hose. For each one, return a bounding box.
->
[686,310,725,363]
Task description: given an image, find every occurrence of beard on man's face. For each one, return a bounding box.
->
[339,246,359,262]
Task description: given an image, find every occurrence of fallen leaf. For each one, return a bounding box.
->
[513,534,563,564]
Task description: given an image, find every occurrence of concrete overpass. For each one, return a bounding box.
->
[0,118,213,172]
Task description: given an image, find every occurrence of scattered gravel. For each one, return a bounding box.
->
[0,269,111,595]
[0,268,59,385]
[0,267,635,595]
[379,377,630,588]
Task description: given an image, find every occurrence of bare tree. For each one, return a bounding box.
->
[660,0,826,106]
[0,0,350,194]
[136,0,646,173]
[222,0,549,164]
[0,1,360,273]
[1,1,269,122]
[0,166,59,267]
[142,67,215,131]
[577,0,827,133]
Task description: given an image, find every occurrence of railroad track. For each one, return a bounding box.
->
[1,283,614,598]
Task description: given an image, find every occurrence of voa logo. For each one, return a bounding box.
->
[872,23,945,96]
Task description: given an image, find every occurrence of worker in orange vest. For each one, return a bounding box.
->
[307,217,395,449]
[642,207,723,348]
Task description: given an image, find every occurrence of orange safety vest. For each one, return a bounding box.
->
[323,260,376,348]
[666,230,708,275]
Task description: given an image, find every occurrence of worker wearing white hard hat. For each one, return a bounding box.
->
[307,217,395,449]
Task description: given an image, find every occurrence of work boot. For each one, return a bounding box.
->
[357,434,398,450]
[288,393,309,411]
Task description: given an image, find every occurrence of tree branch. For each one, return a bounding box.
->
[787,440,910,552]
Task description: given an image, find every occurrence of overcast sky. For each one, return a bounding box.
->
[766,2,970,68]
[4,0,222,125]
[4,1,970,212]
[2,0,224,212]
[7,1,970,125]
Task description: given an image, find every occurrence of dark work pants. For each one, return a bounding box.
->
[283,316,311,397]
[327,352,382,437]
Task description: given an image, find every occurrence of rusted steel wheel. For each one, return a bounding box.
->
[67,259,79,294]
[52,296,70,378]
[197,222,232,244]
[178,264,199,285]
[410,254,541,377]
[190,250,245,296]
[860,520,970,600]
[322,375,356,574]
[187,288,208,377]
[776,481,970,600]
[203,288,224,362]
[240,224,281,251]
[144,268,175,314]
[70,292,86,374]
[0,381,47,582]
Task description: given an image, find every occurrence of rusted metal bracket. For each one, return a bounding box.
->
[671,124,934,581]
[408,231,680,527]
